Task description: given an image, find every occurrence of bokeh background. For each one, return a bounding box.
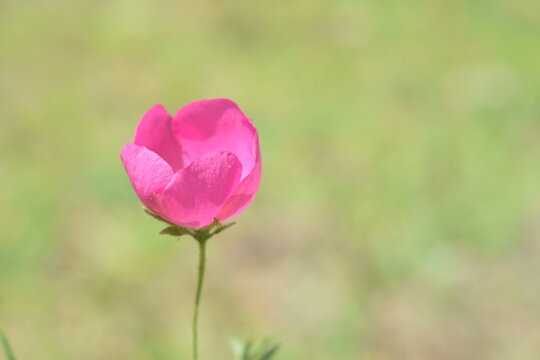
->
[1,0,540,359]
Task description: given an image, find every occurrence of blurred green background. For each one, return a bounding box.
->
[1,0,540,359]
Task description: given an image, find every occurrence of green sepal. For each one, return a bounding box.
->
[144,209,236,242]
[213,221,236,235]
[143,208,174,225]
[159,226,195,237]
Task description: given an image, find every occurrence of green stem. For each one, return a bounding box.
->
[192,239,207,360]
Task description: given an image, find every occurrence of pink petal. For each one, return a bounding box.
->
[159,151,243,228]
[171,99,258,179]
[120,143,174,213]
[217,139,262,221]
[134,104,184,171]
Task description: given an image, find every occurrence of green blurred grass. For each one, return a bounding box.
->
[1,0,540,359]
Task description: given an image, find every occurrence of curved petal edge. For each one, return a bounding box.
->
[134,104,184,170]
[216,140,261,221]
[120,143,174,213]
[159,151,243,228]
[172,98,258,178]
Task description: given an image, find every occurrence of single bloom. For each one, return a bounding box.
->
[121,98,262,228]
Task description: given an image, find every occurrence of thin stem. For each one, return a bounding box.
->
[192,239,207,360]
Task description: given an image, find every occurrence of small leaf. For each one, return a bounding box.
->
[242,340,254,360]
[230,339,245,359]
[259,345,280,360]
[231,338,280,360]
[0,330,16,360]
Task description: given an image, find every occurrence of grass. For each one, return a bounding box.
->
[1,330,16,360]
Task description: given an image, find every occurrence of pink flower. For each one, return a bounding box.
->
[121,98,261,229]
